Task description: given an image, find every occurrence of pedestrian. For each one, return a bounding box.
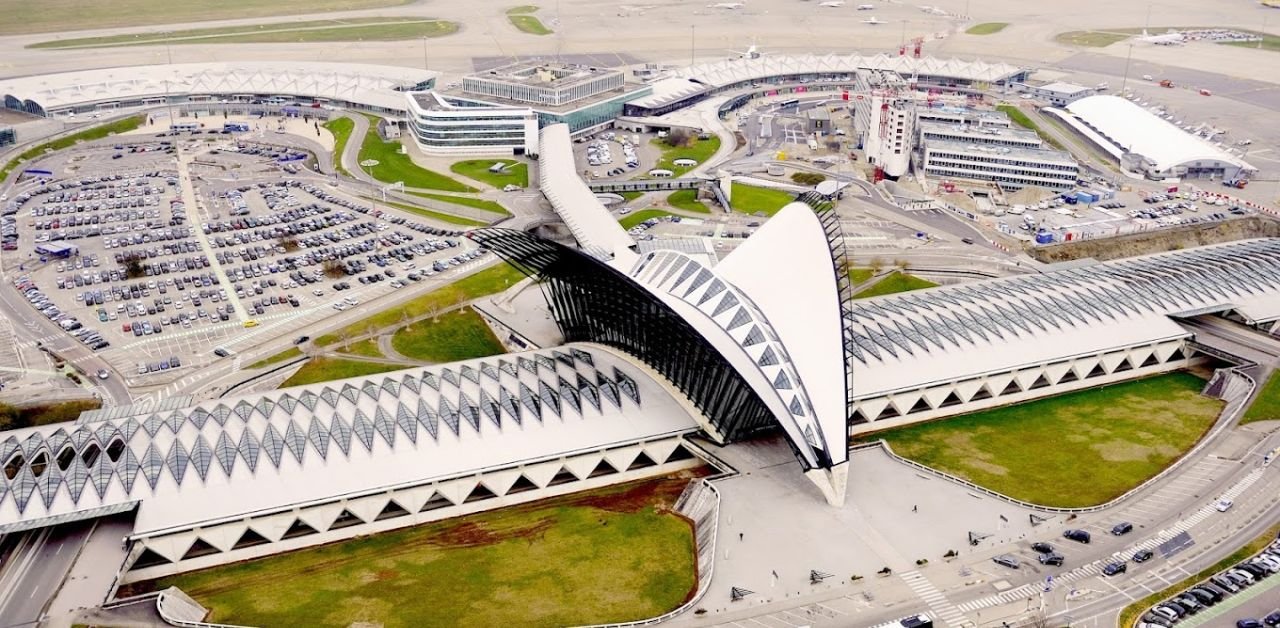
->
[772,570,778,579]
[912,505,918,512]
[739,532,744,541]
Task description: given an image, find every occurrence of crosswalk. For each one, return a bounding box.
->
[956,468,1268,614]
[900,570,973,628]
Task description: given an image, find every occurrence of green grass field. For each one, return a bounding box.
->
[0,0,411,35]
[853,272,938,298]
[507,5,539,13]
[651,136,721,177]
[966,22,1009,35]
[1241,371,1280,424]
[390,307,505,363]
[857,372,1222,507]
[364,197,488,227]
[340,338,386,359]
[28,18,455,49]
[509,14,552,35]
[322,117,354,177]
[405,191,511,217]
[247,347,303,369]
[358,118,475,193]
[730,183,796,217]
[316,263,525,347]
[619,191,643,202]
[1118,520,1280,628]
[995,104,1065,150]
[279,357,407,388]
[620,209,675,229]
[1223,33,1280,52]
[2,115,144,181]
[667,189,710,213]
[1053,30,1133,47]
[449,159,529,189]
[0,399,102,431]
[847,267,874,284]
[143,476,696,627]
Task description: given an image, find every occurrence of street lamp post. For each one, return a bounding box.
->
[359,159,379,185]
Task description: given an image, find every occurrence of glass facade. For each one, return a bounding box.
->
[0,127,13,148]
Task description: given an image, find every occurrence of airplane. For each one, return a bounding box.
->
[728,39,762,59]
[857,3,875,9]
[819,1,845,6]
[1137,28,1185,45]
[862,16,886,24]
[707,2,745,9]
[919,4,948,15]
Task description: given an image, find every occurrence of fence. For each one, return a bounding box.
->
[874,366,1258,514]
[575,478,723,628]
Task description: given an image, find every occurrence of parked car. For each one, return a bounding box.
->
[1063,529,1091,544]
[1031,542,1054,554]
[1038,553,1064,566]
[1102,562,1127,576]
[1133,549,1154,563]
[1112,522,1134,535]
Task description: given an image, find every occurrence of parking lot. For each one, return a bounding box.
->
[573,130,664,180]
[3,125,491,384]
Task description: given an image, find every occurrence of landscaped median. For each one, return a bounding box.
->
[279,356,407,388]
[390,307,505,363]
[853,271,938,298]
[321,117,354,177]
[2,115,145,181]
[131,476,697,627]
[855,372,1224,507]
[314,262,526,348]
[507,5,553,35]
[1240,370,1280,425]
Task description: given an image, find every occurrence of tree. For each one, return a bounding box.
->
[663,128,692,148]
[322,259,345,279]
[869,257,885,274]
[278,235,300,253]
[122,253,146,279]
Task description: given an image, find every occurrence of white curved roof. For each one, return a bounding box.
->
[538,123,637,261]
[845,239,1280,399]
[1065,95,1253,174]
[681,53,1026,90]
[0,345,698,533]
[0,62,435,112]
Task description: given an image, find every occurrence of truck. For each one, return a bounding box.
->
[1159,80,1174,88]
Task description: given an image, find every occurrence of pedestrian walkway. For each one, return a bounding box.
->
[174,146,248,321]
[900,570,973,628]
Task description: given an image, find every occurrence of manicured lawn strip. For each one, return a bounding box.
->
[363,196,488,227]
[29,18,455,49]
[620,209,674,229]
[315,263,525,347]
[0,0,411,36]
[995,105,1065,150]
[143,476,696,627]
[1241,370,1280,424]
[1117,521,1280,628]
[279,357,406,387]
[730,183,796,217]
[340,338,385,359]
[853,272,938,298]
[667,189,710,213]
[357,117,475,192]
[856,373,1222,507]
[651,136,721,177]
[619,191,643,202]
[0,400,102,430]
[509,14,553,35]
[247,347,303,369]
[2,115,144,181]
[405,191,511,217]
[966,22,1009,35]
[1053,30,1133,47]
[322,117,354,177]
[449,159,529,189]
[390,307,504,363]
[847,267,874,284]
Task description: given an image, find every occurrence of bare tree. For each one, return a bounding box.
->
[869,257,885,274]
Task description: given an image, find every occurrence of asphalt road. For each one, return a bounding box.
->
[0,521,94,628]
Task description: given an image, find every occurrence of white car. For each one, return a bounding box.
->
[1215,498,1233,512]
[96,369,110,380]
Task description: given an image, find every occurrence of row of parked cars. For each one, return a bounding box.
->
[1139,534,1280,628]
[14,276,109,351]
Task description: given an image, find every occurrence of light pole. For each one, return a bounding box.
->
[360,159,379,184]
[1120,43,1134,93]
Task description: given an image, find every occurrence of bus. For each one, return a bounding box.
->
[778,98,800,108]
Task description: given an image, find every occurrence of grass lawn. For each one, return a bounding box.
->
[390,307,505,363]
[507,5,539,13]
[1053,30,1133,47]
[405,191,511,217]
[322,117,354,177]
[667,189,710,213]
[247,347,303,369]
[363,197,488,227]
[316,263,525,347]
[340,338,385,359]
[28,18,455,48]
[449,159,529,189]
[0,399,102,431]
[357,118,475,193]
[141,476,696,627]
[619,191,643,202]
[847,267,874,284]
[853,272,938,298]
[730,183,796,217]
[1118,520,1280,628]
[1223,33,1280,52]
[651,136,721,177]
[509,13,552,35]
[965,22,1009,35]
[0,0,411,36]
[620,209,674,229]
[856,372,1223,507]
[279,357,407,388]
[995,105,1065,150]
[2,115,144,181]
[1240,371,1280,424]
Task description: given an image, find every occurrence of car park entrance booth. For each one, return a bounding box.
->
[35,241,78,258]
